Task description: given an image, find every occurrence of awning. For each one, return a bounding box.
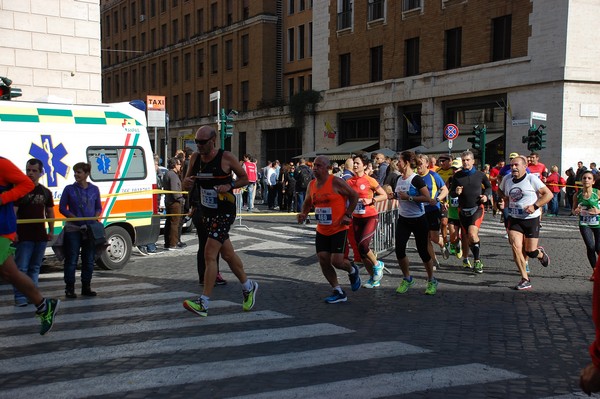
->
[293,140,379,161]
[422,133,503,155]
[318,140,379,161]
[365,147,397,158]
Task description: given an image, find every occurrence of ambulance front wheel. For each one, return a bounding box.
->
[97,226,132,270]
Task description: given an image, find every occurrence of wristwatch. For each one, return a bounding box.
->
[408,196,414,202]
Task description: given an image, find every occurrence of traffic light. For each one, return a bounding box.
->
[0,76,21,100]
[536,124,547,150]
[219,108,236,149]
[467,125,483,150]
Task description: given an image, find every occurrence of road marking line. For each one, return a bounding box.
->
[0,282,159,302]
[0,310,290,349]
[0,341,429,398]
[229,363,525,399]
[0,291,197,316]
[0,323,353,373]
[0,276,126,293]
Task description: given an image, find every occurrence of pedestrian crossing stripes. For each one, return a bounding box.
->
[0,274,569,398]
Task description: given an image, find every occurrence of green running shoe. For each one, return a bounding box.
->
[474,260,484,274]
[462,258,472,269]
[183,298,208,317]
[424,279,438,295]
[455,243,463,259]
[37,298,60,336]
[242,280,259,311]
[396,278,415,294]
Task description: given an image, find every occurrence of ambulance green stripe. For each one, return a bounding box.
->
[74,117,108,124]
[37,108,73,117]
[0,114,40,122]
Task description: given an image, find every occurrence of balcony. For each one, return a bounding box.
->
[337,9,352,31]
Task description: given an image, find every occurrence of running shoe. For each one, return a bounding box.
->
[216,272,228,285]
[462,258,472,269]
[515,278,532,290]
[324,289,347,303]
[373,260,384,282]
[424,278,438,295]
[442,244,450,260]
[433,260,440,271]
[396,278,415,294]
[37,298,60,335]
[183,297,208,317]
[447,242,456,256]
[349,263,361,291]
[474,260,484,274]
[525,261,530,274]
[242,280,259,311]
[363,277,381,289]
[455,243,463,259]
[538,247,550,267]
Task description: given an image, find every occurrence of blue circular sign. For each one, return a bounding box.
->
[444,124,459,140]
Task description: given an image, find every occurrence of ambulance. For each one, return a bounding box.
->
[0,100,161,270]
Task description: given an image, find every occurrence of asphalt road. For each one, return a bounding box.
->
[0,209,598,398]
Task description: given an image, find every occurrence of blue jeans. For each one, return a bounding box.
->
[13,241,47,303]
[64,230,95,285]
[296,190,306,212]
[549,192,559,215]
[246,183,255,211]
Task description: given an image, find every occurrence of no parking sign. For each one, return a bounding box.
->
[444,124,459,150]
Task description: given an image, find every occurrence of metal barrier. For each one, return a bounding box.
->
[372,199,399,256]
[233,190,249,230]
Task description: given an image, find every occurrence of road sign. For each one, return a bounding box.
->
[146,95,166,128]
[444,124,459,140]
[531,112,547,121]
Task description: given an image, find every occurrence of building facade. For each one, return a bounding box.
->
[0,0,102,104]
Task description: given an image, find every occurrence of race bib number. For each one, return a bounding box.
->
[580,210,599,226]
[200,188,218,209]
[508,203,525,216]
[450,197,459,208]
[354,201,366,215]
[315,207,333,225]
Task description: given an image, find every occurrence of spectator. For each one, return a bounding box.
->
[163,157,185,250]
[545,165,565,216]
[577,161,588,182]
[374,153,389,186]
[295,158,313,212]
[242,154,259,212]
[566,167,577,212]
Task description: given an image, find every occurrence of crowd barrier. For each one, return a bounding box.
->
[372,199,400,256]
[233,189,249,230]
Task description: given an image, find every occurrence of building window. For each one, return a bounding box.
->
[197,90,205,116]
[114,43,119,63]
[370,46,383,82]
[172,95,179,120]
[287,28,294,62]
[162,59,167,86]
[368,0,384,21]
[298,76,305,92]
[122,72,128,95]
[196,48,204,77]
[405,37,419,76]
[151,28,156,49]
[172,56,179,83]
[339,114,380,141]
[241,81,249,112]
[337,0,352,30]
[340,53,351,87]
[141,0,146,16]
[122,6,127,30]
[289,0,295,14]
[211,2,218,30]
[226,84,233,109]
[104,15,110,37]
[151,63,157,89]
[131,68,138,93]
[243,0,249,19]
[403,0,421,10]
[160,0,166,13]
[161,24,167,47]
[113,11,118,33]
[106,77,111,98]
[445,27,462,69]
[210,44,218,73]
[197,8,204,34]
[309,22,313,57]
[184,14,191,39]
[184,52,191,80]
[225,40,233,70]
[184,92,191,119]
[241,34,249,66]
[210,87,218,115]
[172,19,179,44]
[300,0,305,11]
[288,78,294,100]
[492,15,512,61]
[123,40,128,61]
[150,0,156,17]
[173,0,178,7]
[298,25,305,59]
[115,74,120,97]
[226,0,233,25]
[141,65,147,91]
[131,1,136,26]
[131,36,137,58]
[141,32,146,52]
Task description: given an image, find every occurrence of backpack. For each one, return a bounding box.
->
[296,166,313,191]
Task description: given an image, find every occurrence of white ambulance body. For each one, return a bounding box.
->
[0,100,161,269]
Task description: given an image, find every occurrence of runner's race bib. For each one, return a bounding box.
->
[580,209,599,226]
[450,197,459,208]
[200,188,218,209]
[315,207,333,225]
[508,203,525,216]
[354,201,366,215]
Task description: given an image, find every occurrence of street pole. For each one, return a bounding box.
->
[164,113,169,166]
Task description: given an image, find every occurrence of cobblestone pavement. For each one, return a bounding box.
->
[1,210,599,398]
